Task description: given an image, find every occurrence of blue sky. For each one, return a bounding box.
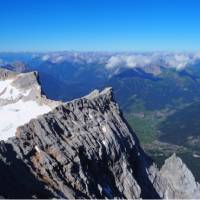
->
[0,0,200,51]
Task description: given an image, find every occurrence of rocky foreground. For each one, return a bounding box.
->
[0,70,199,199]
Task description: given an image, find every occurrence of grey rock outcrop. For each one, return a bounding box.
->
[0,87,160,198]
[0,68,61,107]
[153,153,200,199]
[0,83,199,198]
[0,68,16,80]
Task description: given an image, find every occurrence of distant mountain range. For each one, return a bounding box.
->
[1,51,200,180]
[0,68,199,198]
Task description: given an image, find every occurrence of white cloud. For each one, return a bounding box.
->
[42,54,50,61]
[106,56,125,68]
[164,54,190,70]
[106,55,150,69]
[38,51,200,72]
[193,52,200,60]
[105,52,200,72]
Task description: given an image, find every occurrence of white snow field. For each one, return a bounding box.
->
[0,100,52,140]
[0,73,58,141]
[0,79,30,100]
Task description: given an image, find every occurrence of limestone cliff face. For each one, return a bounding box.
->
[0,68,61,107]
[153,154,200,199]
[0,85,199,198]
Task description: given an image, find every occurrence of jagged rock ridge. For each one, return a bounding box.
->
[0,72,199,198]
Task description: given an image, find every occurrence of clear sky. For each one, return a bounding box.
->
[0,0,200,51]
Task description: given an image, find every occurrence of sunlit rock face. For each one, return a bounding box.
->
[153,154,200,199]
[0,70,199,199]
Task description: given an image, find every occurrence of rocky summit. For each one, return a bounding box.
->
[0,68,61,140]
[0,70,199,199]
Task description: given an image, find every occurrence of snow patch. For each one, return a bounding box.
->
[0,79,31,100]
[89,113,94,120]
[102,125,107,133]
[35,145,41,153]
[0,100,52,141]
[102,140,107,146]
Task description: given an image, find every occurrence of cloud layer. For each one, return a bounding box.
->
[105,52,200,71]
[34,51,200,74]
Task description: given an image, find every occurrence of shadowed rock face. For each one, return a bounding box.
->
[0,85,199,198]
[0,141,54,199]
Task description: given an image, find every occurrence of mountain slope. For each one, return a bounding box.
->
[0,83,199,198]
[0,88,159,198]
[2,55,200,182]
